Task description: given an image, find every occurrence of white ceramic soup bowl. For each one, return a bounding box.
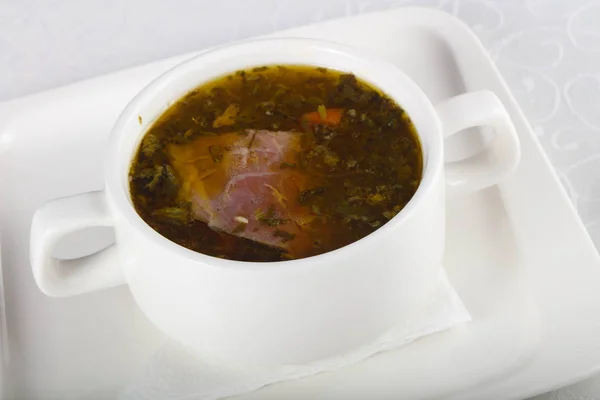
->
[30,37,520,365]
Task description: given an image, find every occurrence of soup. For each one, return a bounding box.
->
[129,65,422,261]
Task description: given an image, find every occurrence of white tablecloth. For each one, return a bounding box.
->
[2,0,600,398]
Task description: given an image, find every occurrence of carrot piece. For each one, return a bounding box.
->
[301,108,344,126]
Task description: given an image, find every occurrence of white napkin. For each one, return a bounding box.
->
[120,269,469,400]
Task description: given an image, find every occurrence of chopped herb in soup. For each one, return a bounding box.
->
[129,65,422,261]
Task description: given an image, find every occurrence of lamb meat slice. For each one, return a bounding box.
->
[168,130,324,259]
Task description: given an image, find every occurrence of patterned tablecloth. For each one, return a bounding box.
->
[2,0,600,398]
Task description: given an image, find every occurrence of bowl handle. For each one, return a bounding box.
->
[30,191,125,297]
[435,90,521,192]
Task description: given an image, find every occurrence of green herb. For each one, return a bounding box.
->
[209,145,224,163]
[383,211,396,220]
[141,134,160,157]
[265,205,275,218]
[138,115,143,125]
[254,208,265,220]
[367,193,385,205]
[159,165,181,199]
[152,206,189,226]
[335,204,361,220]
[254,204,287,226]
[273,229,295,243]
[369,220,383,228]
[259,217,289,227]
[280,162,296,169]
[133,167,156,180]
[299,187,326,205]
[317,104,327,120]
[146,165,165,191]
[191,116,207,126]
[163,164,178,181]
[323,153,340,166]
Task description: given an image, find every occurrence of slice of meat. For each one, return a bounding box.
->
[168,130,323,258]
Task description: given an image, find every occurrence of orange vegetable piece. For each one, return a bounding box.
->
[301,108,344,126]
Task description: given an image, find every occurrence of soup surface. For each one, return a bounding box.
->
[129,65,422,261]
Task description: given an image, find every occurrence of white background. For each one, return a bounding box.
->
[3,0,600,399]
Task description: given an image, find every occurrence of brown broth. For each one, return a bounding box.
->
[129,65,422,262]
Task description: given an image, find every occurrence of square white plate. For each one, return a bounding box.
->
[0,7,599,400]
